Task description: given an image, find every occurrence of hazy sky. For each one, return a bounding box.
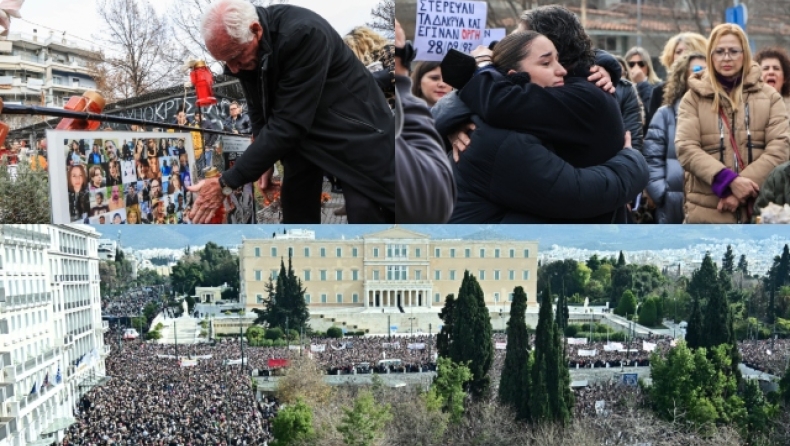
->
[11,0,381,48]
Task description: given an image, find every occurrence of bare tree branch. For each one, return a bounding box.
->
[366,0,394,37]
[95,0,186,101]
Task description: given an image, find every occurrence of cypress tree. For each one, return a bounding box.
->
[779,245,790,287]
[530,283,573,425]
[617,251,626,267]
[737,254,748,275]
[285,252,309,332]
[448,272,493,398]
[686,295,704,350]
[722,245,735,275]
[688,253,719,304]
[499,286,531,420]
[437,294,456,358]
[703,280,731,349]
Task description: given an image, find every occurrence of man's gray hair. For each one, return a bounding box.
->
[201,0,258,45]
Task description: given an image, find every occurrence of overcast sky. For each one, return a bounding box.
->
[11,0,381,49]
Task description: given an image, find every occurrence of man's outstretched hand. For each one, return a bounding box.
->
[187,177,223,223]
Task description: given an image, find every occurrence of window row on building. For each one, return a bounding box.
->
[254,245,531,260]
[252,268,532,282]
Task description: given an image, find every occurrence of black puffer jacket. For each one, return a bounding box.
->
[615,79,644,152]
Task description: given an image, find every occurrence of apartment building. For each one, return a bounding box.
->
[240,227,538,312]
[0,225,106,446]
[0,31,100,110]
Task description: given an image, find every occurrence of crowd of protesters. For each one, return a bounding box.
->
[101,287,164,318]
[62,330,278,446]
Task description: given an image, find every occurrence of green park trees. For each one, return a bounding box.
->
[170,242,238,297]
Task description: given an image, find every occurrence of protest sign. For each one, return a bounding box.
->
[310,344,326,352]
[567,338,588,345]
[495,342,507,350]
[414,0,487,61]
[482,28,506,48]
[578,349,598,357]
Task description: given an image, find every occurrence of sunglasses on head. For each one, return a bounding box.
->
[628,61,646,68]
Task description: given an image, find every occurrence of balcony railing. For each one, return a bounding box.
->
[0,292,51,309]
[0,416,17,441]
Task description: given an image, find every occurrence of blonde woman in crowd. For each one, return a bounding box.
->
[643,53,706,224]
[676,24,790,223]
[625,46,662,110]
[646,32,708,126]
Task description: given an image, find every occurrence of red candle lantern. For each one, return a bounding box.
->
[190,61,217,107]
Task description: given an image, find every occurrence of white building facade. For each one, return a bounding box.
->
[0,225,106,446]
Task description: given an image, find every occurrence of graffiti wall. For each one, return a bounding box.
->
[105,94,249,131]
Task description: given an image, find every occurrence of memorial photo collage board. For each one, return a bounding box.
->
[48,131,198,224]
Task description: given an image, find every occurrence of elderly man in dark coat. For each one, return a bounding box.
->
[189,0,394,223]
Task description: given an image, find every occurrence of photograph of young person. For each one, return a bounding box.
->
[174,192,185,213]
[125,182,139,207]
[108,185,125,211]
[67,140,85,167]
[158,138,168,157]
[94,214,107,224]
[106,160,123,186]
[140,200,152,223]
[121,159,137,184]
[126,205,141,224]
[147,156,161,181]
[134,139,146,162]
[121,139,134,161]
[90,190,110,216]
[152,199,167,224]
[135,160,150,180]
[111,211,125,224]
[88,165,106,190]
[149,178,163,200]
[182,171,192,189]
[87,142,104,165]
[160,158,172,180]
[168,173,183,195]
[68,164,90,222]
[146,139,157,159]
[141,179,151,203]
[165,195,176,216]
[169,139,180,157]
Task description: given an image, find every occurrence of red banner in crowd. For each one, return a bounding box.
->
[268,358,289,368]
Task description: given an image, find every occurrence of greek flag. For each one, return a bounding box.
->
[30,381,37,395]
[55,366,62,384]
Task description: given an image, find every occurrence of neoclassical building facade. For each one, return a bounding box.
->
[239,227,538,311]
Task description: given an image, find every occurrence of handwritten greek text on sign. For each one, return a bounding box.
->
[482,29,506,48]
[414,0,487,62]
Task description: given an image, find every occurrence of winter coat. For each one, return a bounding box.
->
[643,101,685,223]
[635,80,654,112]
[394,75,456,223]
[431,92,647,223]
[446,115,648,223]
[675,61,790,223]
[458,67,624,168]
[754,160,790,215]
[219,4,394,214]
[616,78,644,152]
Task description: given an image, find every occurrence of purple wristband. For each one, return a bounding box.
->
[711,168,738,198]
